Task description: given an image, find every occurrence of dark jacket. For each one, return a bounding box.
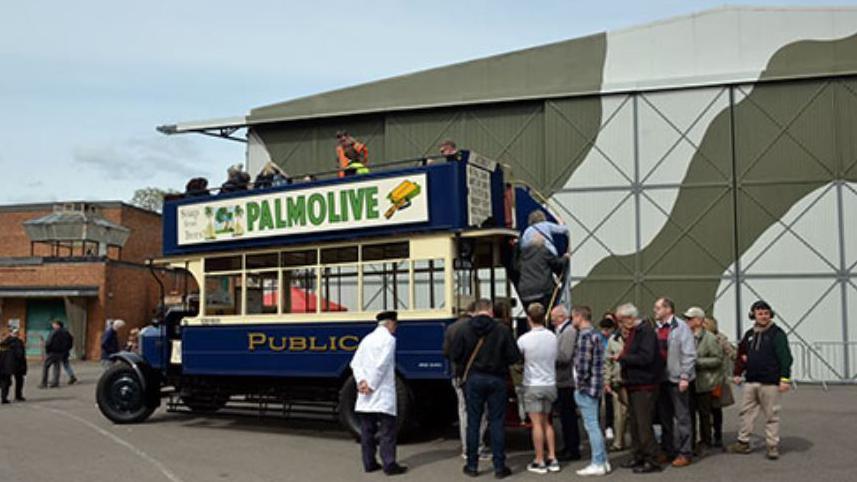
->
[45,328,73,356]
[734,323,793,384]
[100,327,120,360]
[0,336,27,376]
[517,244,565,302]
[619,321,664,388]
[443,315,471,376]
[450,314,521,379]
[220,171,251,193]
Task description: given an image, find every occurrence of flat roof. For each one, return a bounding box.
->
[0,286,100,298]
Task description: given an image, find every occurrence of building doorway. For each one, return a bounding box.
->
[25,299,67,357]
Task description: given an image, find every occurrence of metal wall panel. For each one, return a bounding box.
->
[253,75,857,381]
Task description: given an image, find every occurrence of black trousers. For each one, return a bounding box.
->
[13,374,24,399]
[628,389,659,464]
[41,353,63,387]
[712,406,724,444]
[604,392,615,430]
[556,386,582,457]
[655,382,675,457]
[359,412,397,471]
[693,389,714,447]
[0,375,11,401]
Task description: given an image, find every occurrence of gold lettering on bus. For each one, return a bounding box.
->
[247,333,361,352]
[338,335,359,352]
[289,337,307,351]
[308,337,327,352]
[268,336,287,352]
[248,333,267,350]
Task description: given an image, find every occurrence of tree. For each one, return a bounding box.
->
[130,187,179,213]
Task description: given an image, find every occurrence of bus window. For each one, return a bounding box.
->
[321,246,358,264]
[321,265,358,312]
[282,249,317,267]
[363,260,409,311]
[414,259,445,310]
[246,252,279,270]
[205,255,242,272]
[204,274,242,315]
[362,242,409,262]
[282,268,318,313]
[246,271,278,314]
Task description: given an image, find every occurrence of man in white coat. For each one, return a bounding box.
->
[350,311,407,476]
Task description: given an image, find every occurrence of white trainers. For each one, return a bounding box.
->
[605,428,615,441]
[527,461,548,474]
[576,464,608,477]
[546,459,561,472]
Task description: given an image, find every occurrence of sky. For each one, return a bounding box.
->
[1,0,854,205]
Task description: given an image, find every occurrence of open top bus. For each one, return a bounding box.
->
[95,151,568,437]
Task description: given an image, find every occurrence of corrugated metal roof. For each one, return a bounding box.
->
[162,6,857,133]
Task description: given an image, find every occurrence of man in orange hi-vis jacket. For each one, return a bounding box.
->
[336,131,369,178]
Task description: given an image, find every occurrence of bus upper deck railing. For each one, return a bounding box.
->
[167,153,482,201]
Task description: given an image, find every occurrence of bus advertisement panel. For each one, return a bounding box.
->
[177,173,429,246]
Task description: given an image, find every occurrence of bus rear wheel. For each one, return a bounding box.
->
[96,364,156,424]
[338,375,414,440]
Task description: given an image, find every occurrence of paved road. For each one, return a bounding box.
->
[1,362,854,482]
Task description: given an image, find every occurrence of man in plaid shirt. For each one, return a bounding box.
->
[573,306,611,476]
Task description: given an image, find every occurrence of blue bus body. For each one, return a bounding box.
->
[100,152,561,433]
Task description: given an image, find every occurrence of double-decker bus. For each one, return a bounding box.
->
[95,151,567,436]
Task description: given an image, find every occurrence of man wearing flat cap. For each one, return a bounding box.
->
[350,311,407,476]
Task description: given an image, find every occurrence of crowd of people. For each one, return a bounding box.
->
[349,211,794,478]
[351,296,793,478]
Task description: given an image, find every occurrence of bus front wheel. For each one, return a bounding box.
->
[96,363,157,424]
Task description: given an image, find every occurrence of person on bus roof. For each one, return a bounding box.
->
[220,164,251,193]
[349,311,407,476]
[343,144,370,176]
[336,131,369,178]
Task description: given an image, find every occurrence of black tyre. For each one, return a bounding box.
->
[338,375,415,440]
[96,363,156,424]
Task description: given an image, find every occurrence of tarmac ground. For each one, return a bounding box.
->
[0,362,853,482]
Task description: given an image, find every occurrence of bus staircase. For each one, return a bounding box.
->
[509,181,573,310]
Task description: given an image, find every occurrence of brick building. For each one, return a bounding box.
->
[0,201,189,360]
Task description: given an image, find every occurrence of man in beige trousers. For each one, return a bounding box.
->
[728,301,793,460]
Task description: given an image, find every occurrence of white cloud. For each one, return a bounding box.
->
[73,136,212,181]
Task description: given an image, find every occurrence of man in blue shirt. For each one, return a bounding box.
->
[520,210,568,257]
[100,319,125,369]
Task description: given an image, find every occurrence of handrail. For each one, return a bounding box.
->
[172,154,454,200]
